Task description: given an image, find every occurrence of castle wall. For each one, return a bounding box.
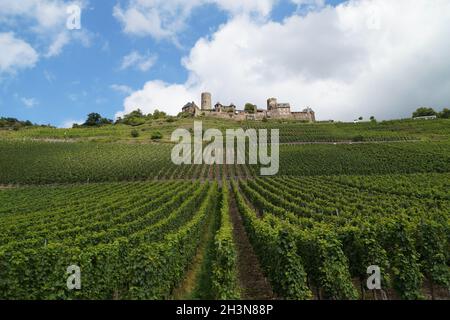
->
[184,93,315,122]
[292,112,315,122]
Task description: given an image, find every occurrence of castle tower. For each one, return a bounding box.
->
[201,92,212,110]
[267,98,277,111]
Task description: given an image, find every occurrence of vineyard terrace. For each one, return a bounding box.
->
[171,121,279,176]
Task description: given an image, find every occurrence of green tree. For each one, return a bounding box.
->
[84,113,102,126]
[438,108,450,119]
[244,103,257,114]
[83,113,112,126]
[153,109,167,120]
[413,107,437,118]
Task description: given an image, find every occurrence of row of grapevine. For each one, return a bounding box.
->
[275,141,450,176]
[0,181,217,299]
[243,119,450,143]
[230,180,312,299]
[237,175,450,299]
[2,140,449,184]
[211,181,240,299]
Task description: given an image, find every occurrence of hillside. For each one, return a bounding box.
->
[0,117,449,300]
[1,118,449,143]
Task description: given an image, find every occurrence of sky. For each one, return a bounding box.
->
[0,0,449,127]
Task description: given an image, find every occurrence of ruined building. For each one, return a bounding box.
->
[182,93,315,122]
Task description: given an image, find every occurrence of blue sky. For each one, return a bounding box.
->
[0,0,449,126]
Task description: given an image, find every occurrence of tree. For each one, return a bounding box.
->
[413,107,437,118]
[83,113,112,126]
[126,109,144,118]
[131,129,140,138]
[153,109,167,120]
[438,108,450,119]
[120,109,147,126]
[358,117,363,121]
[84,113,102,126]
[370,116,376,122]
[244,103,257,114]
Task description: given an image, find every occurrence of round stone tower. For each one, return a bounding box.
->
[201,92,212,110]
[267,98,277,111]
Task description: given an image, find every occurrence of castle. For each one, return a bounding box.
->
[182,92,315,122]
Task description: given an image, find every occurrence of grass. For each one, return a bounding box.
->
[1,118,449,143]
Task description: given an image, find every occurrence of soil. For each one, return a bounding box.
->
[228,184,274,300]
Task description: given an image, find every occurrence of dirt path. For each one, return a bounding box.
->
[228,184,274,300]
[171,203,217,300]
[279,139,422,145]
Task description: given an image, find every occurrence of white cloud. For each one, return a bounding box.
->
[21,97,39,108]
[113,0,277,40]
[60,119,84,128]
[291,0,325,8]
[117,0,450,121]
[0,33,38,74]
[43,69,55,83]
[110,84,134,95]
[0,0,90,64]
[120,51,157,72]
[46,32,70,57]
[115,80,196,119]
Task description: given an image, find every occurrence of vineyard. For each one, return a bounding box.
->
[1,118,449,143]
[0,118,449,300]
[0,140,449,184]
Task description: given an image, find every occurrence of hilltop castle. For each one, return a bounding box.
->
[182,92,315,122]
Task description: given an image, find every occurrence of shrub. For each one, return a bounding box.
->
[151,131,163,140]
[131,130,140,138]
[352,135,364,142]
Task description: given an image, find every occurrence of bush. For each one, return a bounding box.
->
[131,130,140,138]
[352,135,364,142]
[413,107,437,118]
[151,132,163,140]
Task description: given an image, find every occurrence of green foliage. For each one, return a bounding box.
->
[0,117,34,129]
[130,129,140,138]
[151,131,163,140]
[244,103,257,114]
[211,182,240,299]
[352,135,364,142]
[119,109,147,126]
[415,219,450,290]
[0,181,215,299]
[84,113,113,126]
[413,107,437,118]
[152,110,167,120]
[439,108,450,119]
[231,181,312,300]
[237,175,450,300]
